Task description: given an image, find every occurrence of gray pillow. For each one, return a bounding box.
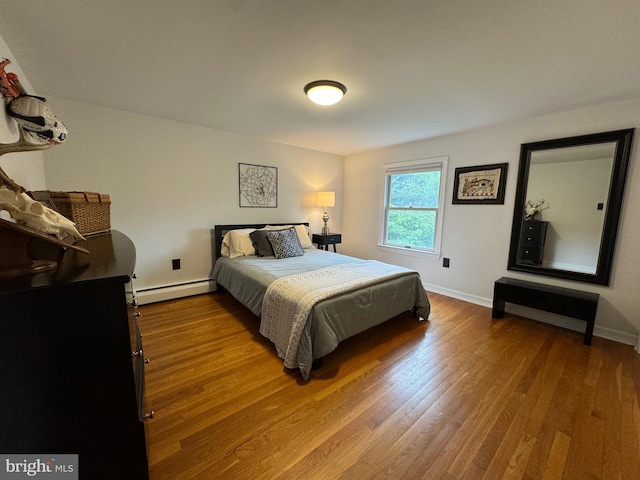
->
[250,229,278,256]
[267,228,304,259]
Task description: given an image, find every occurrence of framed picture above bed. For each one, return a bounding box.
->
[452,163,508,204]
[238,163,278,207]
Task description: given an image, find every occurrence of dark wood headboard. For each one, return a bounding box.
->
[213,223,309,260]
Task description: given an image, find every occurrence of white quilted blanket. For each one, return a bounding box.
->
[259,260,415,370]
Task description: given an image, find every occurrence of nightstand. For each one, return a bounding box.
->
[312,233,342,252]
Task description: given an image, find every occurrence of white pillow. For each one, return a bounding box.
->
[263,224,292,230]
[265,224,313,249]
[294,224,313,249]
[221,228,256,258]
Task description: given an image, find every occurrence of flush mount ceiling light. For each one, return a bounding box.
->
[304,80,347,106]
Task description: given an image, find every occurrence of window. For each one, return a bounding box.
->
[380,156,447,258]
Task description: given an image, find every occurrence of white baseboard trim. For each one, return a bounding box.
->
[593,325,640,347]
[422,282,639,348]
[136,280,216,305]
[136,278,638,350]
[422,282,493,309]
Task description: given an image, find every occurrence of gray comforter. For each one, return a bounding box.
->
[212,248,430,379]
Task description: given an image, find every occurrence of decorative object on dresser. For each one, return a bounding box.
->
[46,191,112,236]
[316,191,335,235]
[0,59,89,276]
[524,199,547,221]
[312,232,341,252]
[0,59,67,194]
[0,188,85,241]
[0,218,89,279]
[0,231,151,479]
[492,277,599,345]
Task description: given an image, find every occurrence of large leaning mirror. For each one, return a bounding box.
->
[508,129,634,285]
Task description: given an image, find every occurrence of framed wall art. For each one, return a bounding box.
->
[452,163,508,204]
[238,163,278,208]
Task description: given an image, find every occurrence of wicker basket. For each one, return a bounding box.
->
[48,191,111,236]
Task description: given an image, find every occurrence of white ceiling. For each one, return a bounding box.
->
[1,0,639,156]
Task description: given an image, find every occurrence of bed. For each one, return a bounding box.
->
[212,223,430,380]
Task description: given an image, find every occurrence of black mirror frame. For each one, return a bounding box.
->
[507,128,635,285]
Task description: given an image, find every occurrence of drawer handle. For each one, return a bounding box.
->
[133,311,141,317]
[144,358,150,364]
[132,349,143,357]
[142,411,155,420]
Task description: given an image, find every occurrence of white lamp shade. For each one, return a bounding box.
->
[317,191,335,207]
[304,81,347,106]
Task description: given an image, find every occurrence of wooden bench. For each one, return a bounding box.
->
[492,277,599,345]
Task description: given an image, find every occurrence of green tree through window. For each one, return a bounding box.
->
[382,158,446,253]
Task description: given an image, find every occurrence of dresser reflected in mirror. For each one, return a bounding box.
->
[508,129,634,285]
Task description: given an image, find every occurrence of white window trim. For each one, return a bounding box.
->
[377,156,448,260]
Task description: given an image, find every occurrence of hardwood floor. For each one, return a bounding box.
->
[139,291,640,480]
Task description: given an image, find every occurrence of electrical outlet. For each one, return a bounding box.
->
[172,259,181,270]
[443,258,450,268]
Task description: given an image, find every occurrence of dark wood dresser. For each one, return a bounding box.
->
[519,220,547,265]
[0,231,149,479]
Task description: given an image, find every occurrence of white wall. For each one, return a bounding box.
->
[530,157,611,273]
[343,97,640,345]
[0,36,46,191]
[42,98,344,302]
